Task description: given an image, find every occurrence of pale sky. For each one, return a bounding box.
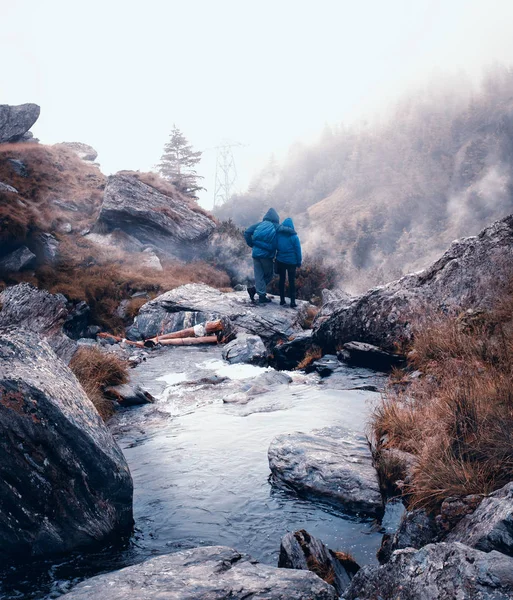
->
[3,0,513,209]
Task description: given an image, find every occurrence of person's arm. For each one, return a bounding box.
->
[294,236,302,267]
[244,223,258,247]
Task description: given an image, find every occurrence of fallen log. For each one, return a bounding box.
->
[146,320,223,345]
[158,335,218,346]
[97,333,145,348]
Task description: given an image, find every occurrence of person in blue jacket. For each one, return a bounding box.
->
[244,208,280,303]
[276,217,302,308]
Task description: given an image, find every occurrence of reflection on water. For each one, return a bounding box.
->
[0,346,387,599]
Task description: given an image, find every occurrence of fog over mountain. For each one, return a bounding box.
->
[216,65,513,291]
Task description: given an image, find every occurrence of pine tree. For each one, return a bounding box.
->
[157,125,204,198]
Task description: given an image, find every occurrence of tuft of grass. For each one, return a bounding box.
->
[296,346,322,370]
[69,347,129,420]
[371,294,513,512]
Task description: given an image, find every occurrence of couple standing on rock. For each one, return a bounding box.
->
[244,208,302,307]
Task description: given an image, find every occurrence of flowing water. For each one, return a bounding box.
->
[0,346,397,599]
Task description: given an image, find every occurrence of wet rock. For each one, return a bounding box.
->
[436,494,483,533]
[253,370,292,386]
[279,529,360,596]
[222,333,267,365]
[272,330,313,370]
[0,246,36,273]
[0,181,19,194]
[127,283,312,345]
[311,354,341,376]
[0,103,40,143]
[344,542,513,600]
[316,215,513,353]
[446,482,513,556]
[58,222,73,234]
[56,141,98,162]
[0,283,76,363]
[97,173,216,259]
[339,341,405,371]
[268,427,383,518]
[378,509,439,563]
[104,384,155,406]
[59,545,337,600]
[0,328,133,561]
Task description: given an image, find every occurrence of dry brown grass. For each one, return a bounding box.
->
[371,294,513,512]
[70,347,129,420]
[301,305,319,329]
[296,345,322,370]
[0,143,105,243]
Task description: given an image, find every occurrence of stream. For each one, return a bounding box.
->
[0,345,396,599]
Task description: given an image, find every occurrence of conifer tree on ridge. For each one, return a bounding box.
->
[157,125,204,199]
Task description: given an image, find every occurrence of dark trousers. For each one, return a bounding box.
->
[277,261,296,302]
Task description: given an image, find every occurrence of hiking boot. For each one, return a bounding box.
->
[290,301,297,308]
[259,295,272,304]
[280,299,286,306]
[247,286,256,302]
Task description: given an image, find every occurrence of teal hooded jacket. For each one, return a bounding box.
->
[244,208,280,259]
[276,218,302,266]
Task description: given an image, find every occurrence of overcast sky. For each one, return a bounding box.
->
[3,0,513,209]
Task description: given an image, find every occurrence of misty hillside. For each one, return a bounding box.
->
[217,65,513,291]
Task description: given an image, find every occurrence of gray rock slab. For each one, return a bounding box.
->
[0,181,19,194]
[0,328,133,560]
[59,545,337,600]
[222,333,267,365]
[0,246,36,273]
[127,283,313,344]
[0,103,40,143]
[97,173,215,258]
[0,283,76,363]
[268,426,383,518]
[446,481,513,556]
[315,215,513,353]
[379,509,439,563]
[344,542,513,599]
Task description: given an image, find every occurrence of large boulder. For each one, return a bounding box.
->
[222,333,267,365]
[446,482,513,556]
[344,542,513,599]
[339,341,405,371]
[0,283,76,363]
[0,103,40,143]
[268,427,383,518]
[316,215,513,353]
[127,283,312,346]
[56,142,98,162]
[279,529,360,596]
[59,545,337,600]
[0,328,133,560]
[97,173,216,258]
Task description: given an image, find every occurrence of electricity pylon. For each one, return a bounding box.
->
[213,141,244,208]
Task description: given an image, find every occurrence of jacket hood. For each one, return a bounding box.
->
[263,208,280,224]
[278,217,296,234]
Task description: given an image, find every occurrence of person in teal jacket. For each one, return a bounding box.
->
[244,208,280,303]
[275,217,302,308]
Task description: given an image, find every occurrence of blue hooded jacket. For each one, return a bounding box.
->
[276,218,302,266]
[244,208,280,259]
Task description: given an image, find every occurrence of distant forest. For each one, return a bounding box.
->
[216,64,513,291]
